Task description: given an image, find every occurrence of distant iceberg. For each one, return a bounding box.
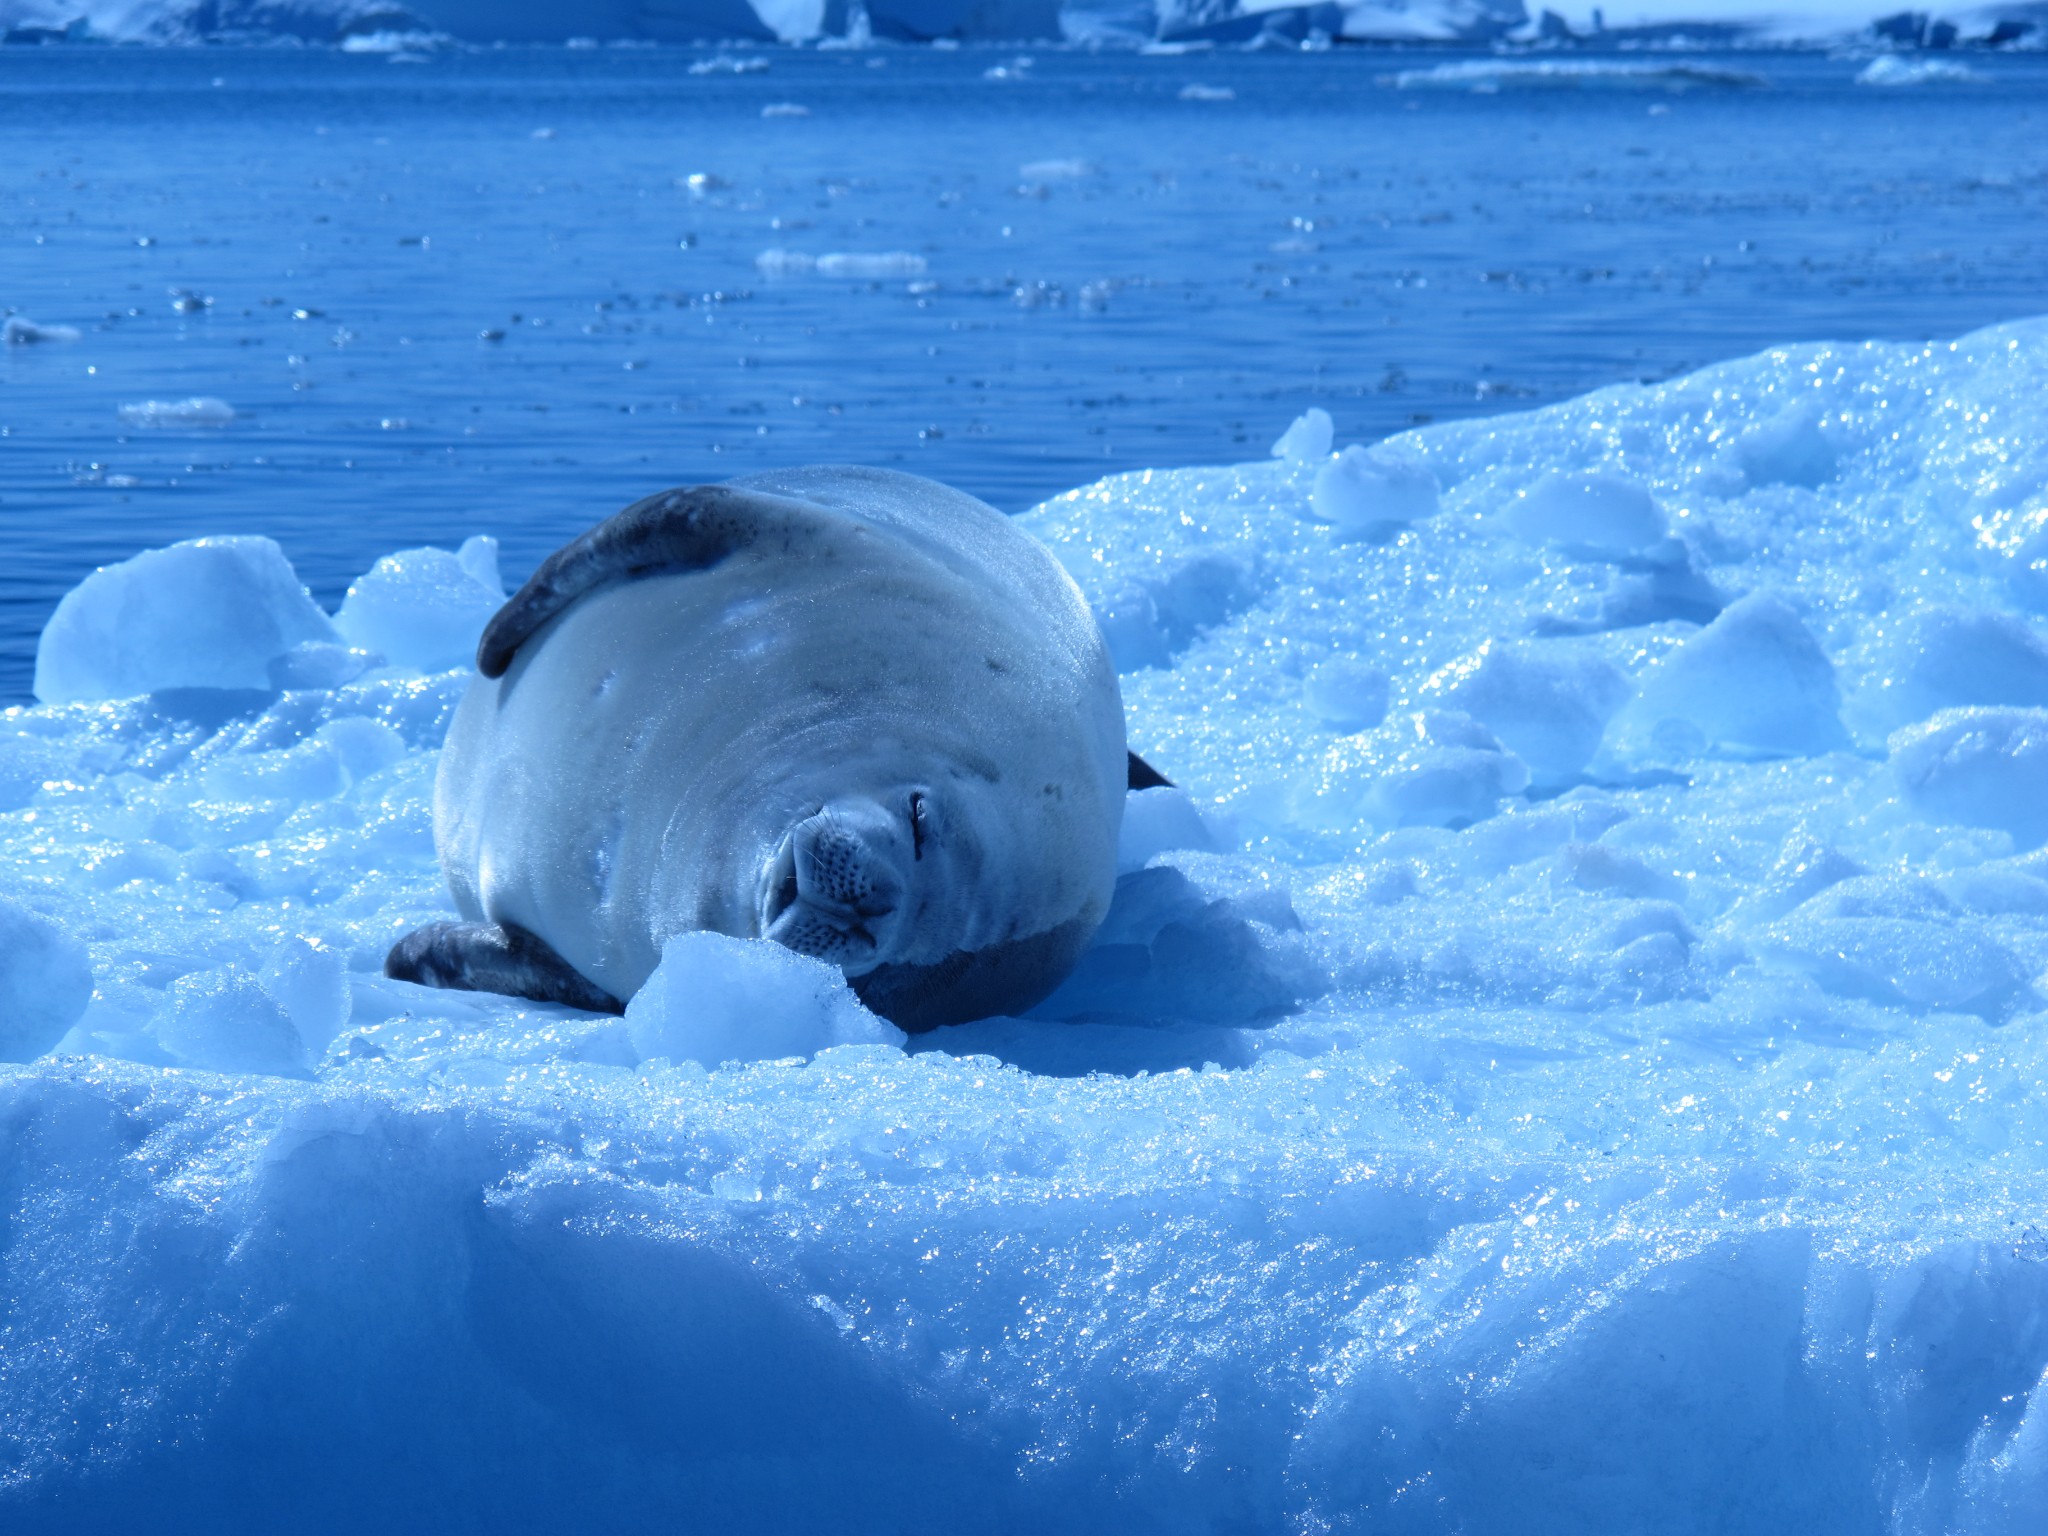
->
[1390,56,1767,85]
[1155,0,2045,44]
[1856,50,1984,78]
[0,0,1058,42]
[3,0,2041,45]
[1153,0,1527,42]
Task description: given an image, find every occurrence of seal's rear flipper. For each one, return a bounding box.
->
[1127,751,1173,791]
[477,483,849,679]
[384,920,623,1015]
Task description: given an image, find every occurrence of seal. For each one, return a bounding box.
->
[386,465,1162,1032]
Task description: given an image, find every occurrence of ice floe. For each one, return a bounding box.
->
[115,395,237,428]
[6,318,2048,1527]
[1390,58,1768,90]
[755,248,928,277]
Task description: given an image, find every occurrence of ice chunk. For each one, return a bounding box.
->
[1302,658,1390,730]
[1528,538,1724,634]
[1392,60,1766,90]
[1725,400,1838,489]
[201,713,405,803]
[1504,470,1666,557]
[755,248,815,275]
[1725,831,1866,926]
[1892,706,2048,850]
[1557,840,1685,901]
[760,102,811,118]
[338,28,446,52]
[1298,709,1530,832]
[3,315,81,344]
[1084,553,1256,671]
[1032,863,1308,1028]
[1601,900,1696,995]
[267,640,370,691]
[332,537,506,673]
[1941,866,2048,917]
[1420,639,1631,785]
[259,936,352,1057]
[116,396,237,427]
[0,727,65,813]
[1619,593,1847,758]
[1763,875,2030,1019]
[2001,512,2048,615]
[1018,157,1095,181]
[319,716,409,781]
[201,731,347,801]
[755,250,928,279]
[1117,785,1219,872]
[815,251,927,278]
[156,969,310,1077]
[1862,608,2048,734]
[1179,84,1235,101]
[1309,444,1440,532]
[624,931,904,1067]
[34,535,339,704]
[1857,57,1981,87]
[1270,407,1333,464]
[0,896,92,1062]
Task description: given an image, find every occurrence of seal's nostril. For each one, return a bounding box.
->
[794,810,902,917]
[803,825,867,909]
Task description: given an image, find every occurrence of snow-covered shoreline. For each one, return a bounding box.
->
[6,317,2048,1528]
[2,0,2042,47]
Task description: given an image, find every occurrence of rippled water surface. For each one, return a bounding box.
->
[2,43,2044,698]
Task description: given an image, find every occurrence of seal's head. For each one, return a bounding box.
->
[755,777,1107,1033]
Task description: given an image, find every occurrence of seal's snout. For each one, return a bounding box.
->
[760,800,908,972]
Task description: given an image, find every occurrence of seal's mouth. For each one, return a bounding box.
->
[758,802,907,974]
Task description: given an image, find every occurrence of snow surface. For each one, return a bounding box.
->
[9,319,2048,1528]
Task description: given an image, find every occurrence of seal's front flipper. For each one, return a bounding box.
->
[1127,751,1173,791]
[384,920,623,1015]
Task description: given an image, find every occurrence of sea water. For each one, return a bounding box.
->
[3,43,2046,697]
